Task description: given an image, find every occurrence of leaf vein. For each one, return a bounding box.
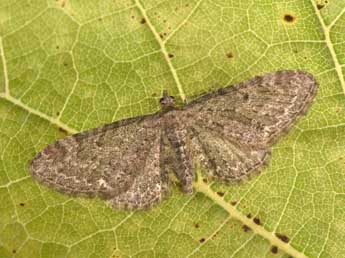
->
[0,37,9,95]
[134,0,186,101]
[311,1,345,96]
[0,93,78,134]
[193,171,310,258]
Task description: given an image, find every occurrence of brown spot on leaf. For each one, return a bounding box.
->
[19,203,25,207]
[242,224,251,232]
[202,178,208,184]
[159,33,164,39]
[168,53,174,58]
[58,127,68,135]
[275,233,290,243]
[226,52,234,59]
[12,249,16,254]
[283,14,295,23]
[253,217,261,225]
[211,232,218,239]
[216,191,225,197]
[140,18,146,24]
[230,200,237,206]
[271,246,278,254]
[317,4,325,10]
[246,213,252,219]
[199,238,205,243]
[63,62,68,67]
[194,223,200,228]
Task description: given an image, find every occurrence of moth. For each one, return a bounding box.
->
[30,70,318,209]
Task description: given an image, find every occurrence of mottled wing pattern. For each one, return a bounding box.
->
[30,115,168,209]
[30,70,318,210]
[182,70,318,181]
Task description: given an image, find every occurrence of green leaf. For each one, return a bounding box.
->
[1,0,345,257]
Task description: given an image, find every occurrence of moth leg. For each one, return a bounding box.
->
[165,127,194,193]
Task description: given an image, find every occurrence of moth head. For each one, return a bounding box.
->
[159,90,176,109]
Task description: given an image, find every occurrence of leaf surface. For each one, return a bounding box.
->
[1,0,345,257]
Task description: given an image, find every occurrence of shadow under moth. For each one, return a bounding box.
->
[30,70,318,209]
